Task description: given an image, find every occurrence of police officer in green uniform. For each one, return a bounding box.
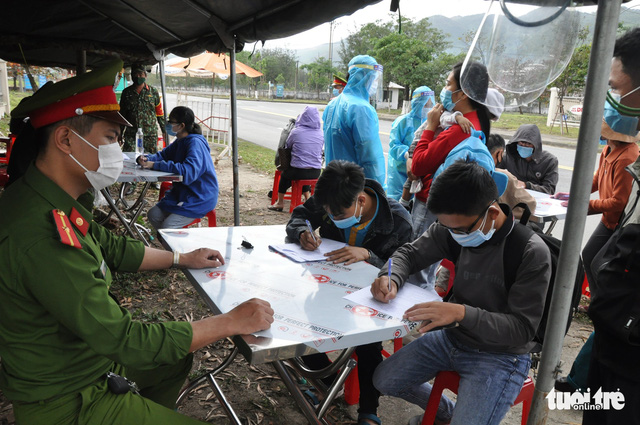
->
[0,59,274,425]
[120,63,166,154]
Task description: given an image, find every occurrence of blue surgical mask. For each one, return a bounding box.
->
[517,144,534,159]
[329,202,363,229]
[603,99,639,137]
[440,87,461,112]
[333,88,340,97]
[599,137,608,145]
[165,123,177,136]
[448,209,496,247]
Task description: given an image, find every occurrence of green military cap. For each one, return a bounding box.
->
[131,62,151,74]
[11,58,130,129]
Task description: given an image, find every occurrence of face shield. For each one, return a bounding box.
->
[413,89,435,120]
[460,0,581,110]
[350,63,384,99]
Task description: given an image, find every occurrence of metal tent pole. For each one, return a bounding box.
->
[526,1,623,423]
[158,53,168,131]
[230,41,240,226]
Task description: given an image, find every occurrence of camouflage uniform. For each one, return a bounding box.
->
[119,83,164,154]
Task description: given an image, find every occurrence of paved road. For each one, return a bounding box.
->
[165,95,600,244]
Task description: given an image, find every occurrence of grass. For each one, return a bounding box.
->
[493,112,579,139]
[237,140,276,175]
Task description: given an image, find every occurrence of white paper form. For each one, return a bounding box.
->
[269,238,346,262]
[344,283,441,319]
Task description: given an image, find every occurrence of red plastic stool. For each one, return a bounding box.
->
[344,338,403,405]
[271,170,318,212]
[422,371,534,425]
[158,182,217,227]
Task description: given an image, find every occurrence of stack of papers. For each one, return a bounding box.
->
[344,283,441,319]
[269,238,346,262]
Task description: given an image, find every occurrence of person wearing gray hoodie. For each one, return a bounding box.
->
[499,124,559,194]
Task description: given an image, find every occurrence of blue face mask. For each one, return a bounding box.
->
[329,202,363,229]
[448,209,496,248]
[599,137,608,145]
[165,123,177,136]
[440,87,461,112]
[517,144,534,159]
[603,99,639,137]
[332,88,340,97]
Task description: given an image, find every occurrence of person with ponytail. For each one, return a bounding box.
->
[137,106,218,230]
[407,61,491,290]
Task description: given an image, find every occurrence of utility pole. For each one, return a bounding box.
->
[294,60,299,100]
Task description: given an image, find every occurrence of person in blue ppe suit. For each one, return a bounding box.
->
[386,86,435,201]
[323,55,386,187]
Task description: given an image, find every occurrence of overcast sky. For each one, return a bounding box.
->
[264,0,640,51]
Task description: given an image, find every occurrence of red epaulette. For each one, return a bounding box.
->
[69,208,89,236]
[51,209,82,249]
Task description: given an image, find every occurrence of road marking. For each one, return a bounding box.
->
[240,107,295,119]
[240,107,391,136]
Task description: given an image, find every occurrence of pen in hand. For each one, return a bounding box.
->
[305,219,318,245]
[387,258,392,299]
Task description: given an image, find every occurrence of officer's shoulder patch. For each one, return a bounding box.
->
[69,208,89,236]
[51,209,82,249]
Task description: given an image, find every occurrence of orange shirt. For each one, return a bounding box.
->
[590,142,640,229]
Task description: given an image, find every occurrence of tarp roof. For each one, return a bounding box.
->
[0,0,383,69]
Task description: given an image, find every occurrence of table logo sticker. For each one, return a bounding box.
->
[206,270,227,279]
[351,305,378,317]
[311,274,330,283]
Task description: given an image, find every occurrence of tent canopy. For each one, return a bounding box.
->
[171,52,263,78]
[0,0,383,69]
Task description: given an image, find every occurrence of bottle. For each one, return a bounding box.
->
[135,128,144,159]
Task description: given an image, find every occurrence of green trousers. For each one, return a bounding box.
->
[13,355,206,425]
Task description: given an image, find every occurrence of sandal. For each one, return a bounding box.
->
[302,388,320,407]
[267,205,284,212]
[358,413,382,425]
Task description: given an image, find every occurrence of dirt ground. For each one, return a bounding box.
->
[0,154,593,425]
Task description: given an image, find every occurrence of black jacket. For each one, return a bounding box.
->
[286,178,413,268]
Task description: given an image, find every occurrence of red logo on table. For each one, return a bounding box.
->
[207,270,226,279]
[279,326,289,332]
[394,329,402,338]
[351,305,378,316]
[311,274,330,283]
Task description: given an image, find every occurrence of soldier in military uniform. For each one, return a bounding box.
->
[0,59,274,424]
[119,63,166,154]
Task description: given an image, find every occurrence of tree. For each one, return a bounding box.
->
[553,27,591,100]
[371,17,457,100]
[301,57,335,97]
[237,48,297,88]
[338,21,393,71]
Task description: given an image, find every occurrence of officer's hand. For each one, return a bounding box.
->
[370,276,397,303]
[325,246,369,265]
[552,192,570,201]
[227,298,274,334]
[300,230,321,251]
[180,248,225,269]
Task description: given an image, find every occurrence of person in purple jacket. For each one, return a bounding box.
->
[137,106,218,229]
[268,106,324,212]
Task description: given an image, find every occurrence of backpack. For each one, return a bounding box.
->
[446,203,584,352]
[274,118,296,168]
[433,129,491,181]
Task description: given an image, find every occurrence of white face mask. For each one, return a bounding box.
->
[68,129,123,191]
